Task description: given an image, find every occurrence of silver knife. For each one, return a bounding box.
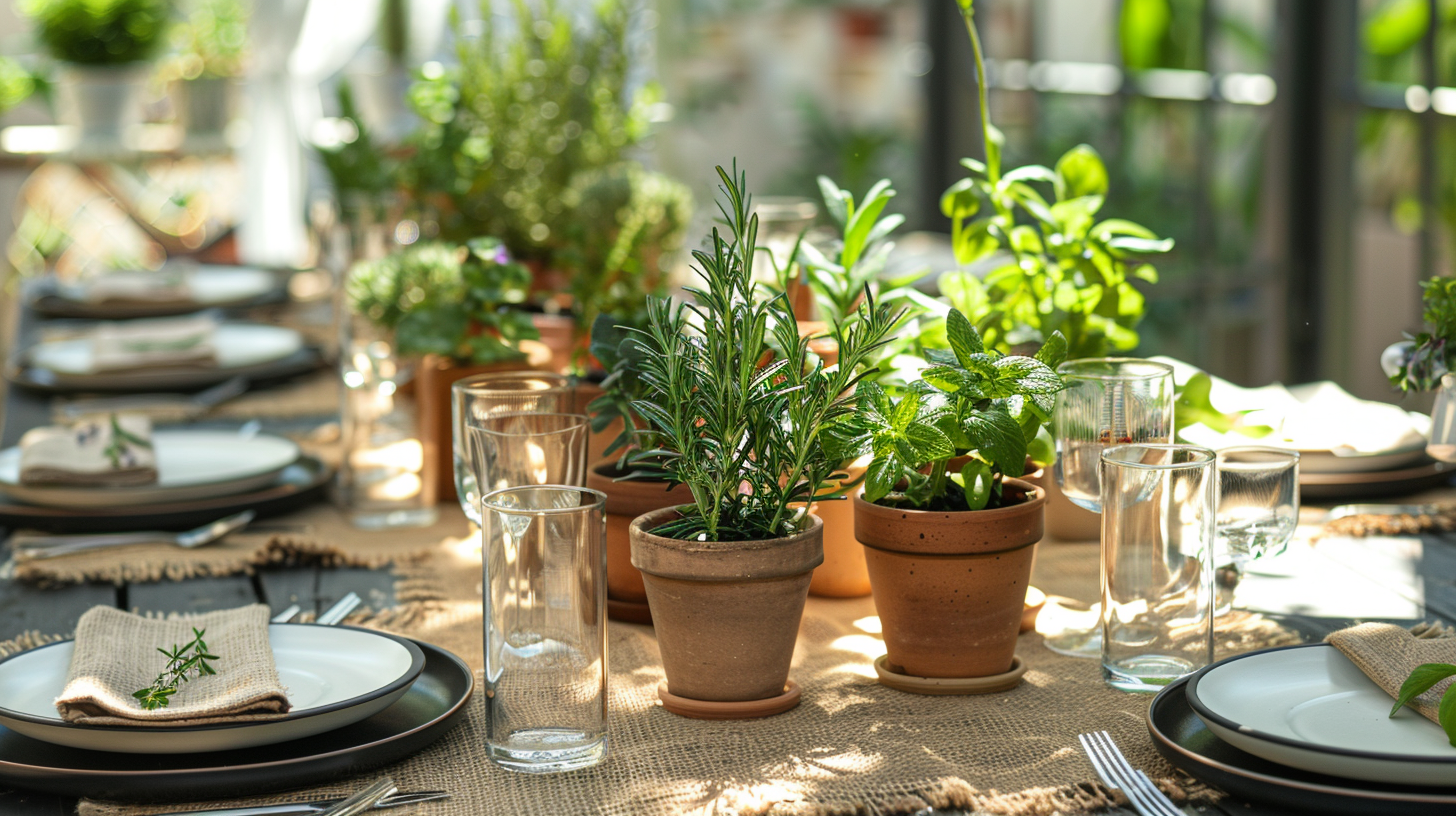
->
[160,790,448,816]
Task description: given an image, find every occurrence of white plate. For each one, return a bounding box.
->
[29,323,303,376]
[1187,644,1456,786]
[0,431,300,508]
[0,624,425,754]
[57,266,276,307]
[1294,442,1429,474]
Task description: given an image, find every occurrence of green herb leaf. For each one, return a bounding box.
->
[962,407,1027,477]
[907,424,955,461]
[960,459,993,510]
[1389,663,1456,717]
[1441,686,1456,747]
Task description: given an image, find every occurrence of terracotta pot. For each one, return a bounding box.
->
[531,313,578,374]
[413,340,553,504]
[796,320,840,367]
[574,380,622,467]
[808,459,871,598]
[854,478,1046,678]
[1024,469,1100,541]
[630,508,823,702]
[588,464,690,608]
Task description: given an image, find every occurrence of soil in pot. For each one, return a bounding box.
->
[854,478,1046,681]
[587,463,690,624]
[630,508,823,714]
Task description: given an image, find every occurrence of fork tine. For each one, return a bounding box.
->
[1081,731,1170,816]
[1134,771,1185,816]
[1090,731,1183,816]
[1077,733,1118,790]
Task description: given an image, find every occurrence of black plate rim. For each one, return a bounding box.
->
[1149,675,1456,807]
[0,638,473,787]
[0,624,426,735]
[1186,642,1456,766]
[5,344,325,395]
[26,268,291,320]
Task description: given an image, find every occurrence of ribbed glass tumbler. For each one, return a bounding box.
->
[480,486,608,772]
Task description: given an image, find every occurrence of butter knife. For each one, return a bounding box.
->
[160,790,448,816]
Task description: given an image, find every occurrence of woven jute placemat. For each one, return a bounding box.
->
[76,536,1299,816]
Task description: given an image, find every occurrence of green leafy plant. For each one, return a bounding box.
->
[937,0,1171,360]
[1392,277,1456,393]
[1389,662,1456,747]
[23,0,172,66]
[586,313,655,468]
[628,164,902,542]
[316,82,395,216]
[1174,371,1273,440]
[132,628,218,710]
[825,310,1065,512]
[557,163,692,350]
[0,57,36,114]
[346,237,538,364]
[399,0,656,265]
[170,0,248,79]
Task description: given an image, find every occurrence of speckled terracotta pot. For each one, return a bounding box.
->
[854,478,1046,678]
[588,464,690,610]
[630,508,823,702]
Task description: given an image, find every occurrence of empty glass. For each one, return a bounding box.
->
[1100,444,1217,693]
[1214,447,1300,612]
[1428,374,1456,462]
[467,413,591,506]
[1044,358,1175,658]
[453,373,574,523]
[480,485,608,772]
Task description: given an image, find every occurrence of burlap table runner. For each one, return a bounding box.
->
[11,503,468,586]
[77,537,1300,816]
[1328,620,1456,725]
[57,605,290,725]
[49,371,343,427]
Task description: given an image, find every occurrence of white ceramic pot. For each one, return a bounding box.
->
[179,76,235,149]
[54,64,149,155]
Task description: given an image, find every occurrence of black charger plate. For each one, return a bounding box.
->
[5,346,325,394]
[0,456,331,534]
[1148,676,1456,815]
[26,271,290,320]
[0,638,472,801]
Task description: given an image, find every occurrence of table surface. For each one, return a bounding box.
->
[1,296,1452,816]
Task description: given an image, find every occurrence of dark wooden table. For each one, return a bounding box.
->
[0,296,1451,816]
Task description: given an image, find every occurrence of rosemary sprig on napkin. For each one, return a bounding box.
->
[103,413,153,469]
[132,628,220,710]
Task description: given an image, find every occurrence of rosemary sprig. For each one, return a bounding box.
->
[103,414,152,469]
[132,627,220,711]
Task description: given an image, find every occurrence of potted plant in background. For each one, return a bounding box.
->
[167,0,248,150]
[626,165,900,718]
[1386,277,1456,461]
[346,236,550,503]
[22,0,172,153]
[828,309,1064,692]
[936,0,1173,540]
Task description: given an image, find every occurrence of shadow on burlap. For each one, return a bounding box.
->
[78,536,1299,816]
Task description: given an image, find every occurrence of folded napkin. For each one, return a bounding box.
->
[89,316,217,372]
[1327,621,1456,725]
[71,267,191,305]
[18,413,158,487]
[55,605,290,726]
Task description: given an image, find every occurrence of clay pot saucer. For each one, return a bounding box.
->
[873,655,1026,696]
[657,680,802,720]
[1022,586,1047,634]
[607,597,653,625]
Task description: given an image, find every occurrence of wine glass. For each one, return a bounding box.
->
[1213,447,1300,613]
[1044,359,1175,658]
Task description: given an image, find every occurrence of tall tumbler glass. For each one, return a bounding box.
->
[468,413,591,502]
[453,373,574,523]
[480,485,608,772]
[1045,359,1175,658]
[1099,444,1217,693]
[1214,447,1300,613]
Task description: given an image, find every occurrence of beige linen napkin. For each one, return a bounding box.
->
[90,316,217,373]
[55,605,291,725]
[75,268,191,305]
[18,414,158,487]
[1327,621,1456,725]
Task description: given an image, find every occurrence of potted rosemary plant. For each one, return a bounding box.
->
[627,165,900,717]
[346,237,550,502]
[22,0,171,152]
[828,309,1064,691]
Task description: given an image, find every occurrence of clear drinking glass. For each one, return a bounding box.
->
[1214,447,1300,612]
[480,485,608,772]
[1428,374,1456,462]
[467,413,591,506]
[1100,444,1217,693]
[452,373,574,523]
[1044,359,1175,658]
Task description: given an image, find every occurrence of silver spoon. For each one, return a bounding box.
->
[9,511,255,560]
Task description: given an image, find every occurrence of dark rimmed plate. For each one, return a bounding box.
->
[26,268,290,320]
[1148,675,1456,815]
[0,455,331,534]
[5,345,325,395]
[1300,459,1456,501]
[0,637,472,801]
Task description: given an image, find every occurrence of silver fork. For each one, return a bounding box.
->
[1078,730,1184,816]
[10,511,255,559]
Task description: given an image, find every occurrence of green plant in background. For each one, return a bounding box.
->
[400,0,656,265]
[628,164,901,542]
[316,82,396,215]
[171,0,249,79]
[825,310,1064,512]
[557,163,692,348]
[22,0,172,65]
[346,237,538,364]
[1392,276,1456,393]
[939,0,1173,361]
[586,313,654,468]
[0,57,36,114]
